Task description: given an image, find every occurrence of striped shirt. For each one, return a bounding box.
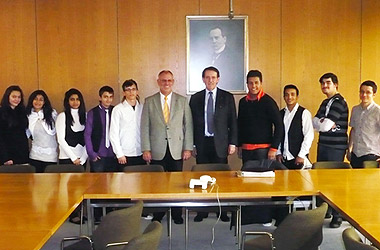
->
[314,93,348,149]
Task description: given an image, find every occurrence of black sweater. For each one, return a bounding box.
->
[238,94,284,149]
[0,106,29,164]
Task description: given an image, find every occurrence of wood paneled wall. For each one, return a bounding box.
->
[1,0,380,166]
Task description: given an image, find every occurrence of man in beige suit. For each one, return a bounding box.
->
[141,70,193,224]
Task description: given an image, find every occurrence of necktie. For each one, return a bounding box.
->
[207,92,214,134]
[163,96,170,124]
[105,109,110,148]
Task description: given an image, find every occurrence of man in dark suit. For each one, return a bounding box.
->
[141,70,193,224]
[189,66,238,222]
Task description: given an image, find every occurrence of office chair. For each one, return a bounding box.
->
[61,200,143,250]
[362,161,379,168]
[45,164,85,173]
[342,227,378,250]
[243,202,328,250]
[123,164,164,172]
[0,164,36,173]
[124,164,170,241]
[312,161,352,169]
[106,221,163,250]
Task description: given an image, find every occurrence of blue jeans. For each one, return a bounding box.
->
[317,144,346,162]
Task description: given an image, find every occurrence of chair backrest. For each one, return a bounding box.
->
[0,164,36,173]
[241,160,287,171]
[272,202,328,250]
[342,228,378,250]
[191,164,231,172]
[44,164,85,173]
[362,161,379,169]
[123,164,164,172]
[312,161,352,169]
[122,221,163,250]
[92,200,144,250]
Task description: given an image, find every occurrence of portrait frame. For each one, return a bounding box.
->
[186,15,248,94]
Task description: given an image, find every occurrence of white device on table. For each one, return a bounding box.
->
[189,175,216,189]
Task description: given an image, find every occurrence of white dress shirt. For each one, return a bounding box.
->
[160,92,172,111]
[110,100,143,158]
[277,103,314,161]
[56,109,88,165]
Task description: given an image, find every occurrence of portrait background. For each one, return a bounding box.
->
[187,16,248,94]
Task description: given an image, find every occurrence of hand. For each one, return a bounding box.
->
[182,150,191,160]
[4,160,13,165]
[228,145,236,155]
[192,147,197,157]
[237,147,242,159]
[267,150,276,160]
[295,157,304,167]
[143,151,152,163]
[73,158,81,165]
[346,151,351,161]
[118,156,127,165]
[92,156,101,162]
[276,154,284,163]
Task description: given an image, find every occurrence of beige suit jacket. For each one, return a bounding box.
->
[141,92,193,160]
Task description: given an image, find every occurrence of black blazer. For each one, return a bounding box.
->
[189,88,238,158]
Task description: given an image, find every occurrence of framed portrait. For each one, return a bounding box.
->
[186,16,248,94]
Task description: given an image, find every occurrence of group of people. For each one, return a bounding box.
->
[0,67,379,229]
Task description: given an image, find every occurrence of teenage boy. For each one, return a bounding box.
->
[313,72,348,228]
[276,84,314,169]
[348,80,380,168]
[84,86,117,172]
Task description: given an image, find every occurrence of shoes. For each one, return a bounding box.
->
[220,212,230,222]
[142,214,153,220]
[69,216,86,225]
[194,214,204,222]
[194,212,208,222]
[329,216,342,228]
[151,217,161,223]
[173,217,184,224]
[325,212,332,219]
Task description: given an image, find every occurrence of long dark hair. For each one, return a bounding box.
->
[0,85,28,129]
[26,90,55,129]
[63,88,86,126]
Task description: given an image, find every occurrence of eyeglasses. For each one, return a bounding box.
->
[124,88,137,92]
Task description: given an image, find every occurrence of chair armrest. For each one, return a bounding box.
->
[243,232,274,250]
[61,235,92,250]
[106,241,129,248]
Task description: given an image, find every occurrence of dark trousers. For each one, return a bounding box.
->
[151,146,183,221]
[317,144,347,218]
[29,159,57,173]
[196,137,227,219]
[317,144,346,162]
[90,157,118,172]
[117,155,146,172]
[242,148,269,163]
[350,153,379,168]
[241,148,273,224]
[196,137,227,164]
[58,159,87,165]
[282,159,303,170]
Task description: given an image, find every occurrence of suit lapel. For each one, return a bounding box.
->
[169,93,177,122]
[215,88,224,117]
[153,93,166,124]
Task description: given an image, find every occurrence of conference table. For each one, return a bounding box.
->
[0,169,379,249]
